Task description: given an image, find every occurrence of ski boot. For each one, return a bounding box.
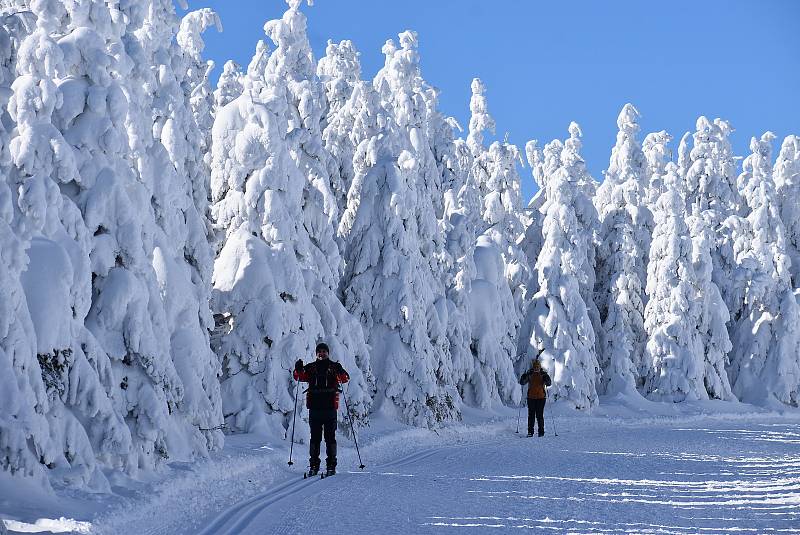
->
[304,464,320,479]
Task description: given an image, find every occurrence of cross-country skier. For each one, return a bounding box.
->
[294,342,350,476]
[519,359,552,437]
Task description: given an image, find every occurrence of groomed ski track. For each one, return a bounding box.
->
[187,415,800,535]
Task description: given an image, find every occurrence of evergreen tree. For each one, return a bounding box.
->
[214,60,244,110]
[319,40,363,217]
[642,130,672,207]
[372,30,455,412]
[594,104,651,395]
[729,133,800,406]
[643,164,706,401]
[774,135,800,288]
[521,124,600,410]
[688,209,733,400]
[0,12,54,484]
[211,2,372,435]
[337,82,456,424]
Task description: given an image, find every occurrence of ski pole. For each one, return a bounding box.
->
[341,386,365,469]
[546,388,558,437]
[515,403,521,434]
[288,371,300,466]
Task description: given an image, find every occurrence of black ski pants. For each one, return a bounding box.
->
[527,398,546,436]
[309,409,337,470]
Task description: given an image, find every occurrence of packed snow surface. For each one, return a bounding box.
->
[4,402,794,534]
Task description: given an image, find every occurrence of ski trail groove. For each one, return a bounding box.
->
[195,476,313,535]
[217,476,327,535]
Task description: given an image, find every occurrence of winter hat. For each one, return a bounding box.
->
[315,342,329,353]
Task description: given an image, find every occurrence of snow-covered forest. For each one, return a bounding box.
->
[1,0,798,494]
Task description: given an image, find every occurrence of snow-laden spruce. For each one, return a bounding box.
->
[9,1,137,487]
[688,208,733,400]
[680,117,747,325]
[642,130,672,207]
[448,78,520,408]
[211,0,372,435]
[265,0,342,225]
[214,60,244,110]
[521,124,600,410]
[466,80,530,319]
[319,39,364,220]
[774,135,800,288]
[594,104,652,395]
[0,12,54,485]
[728,134,800,406]
[337,83,458,423]
[143,4,225,454]
[643,164,707,401]
[352,29,457,422]
[517,138,561,360]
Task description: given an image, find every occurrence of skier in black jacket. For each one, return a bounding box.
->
[294,342,350,476]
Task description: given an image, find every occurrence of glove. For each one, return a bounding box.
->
[294,359,303,372]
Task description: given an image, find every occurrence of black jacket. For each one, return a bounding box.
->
[294,359,350,410]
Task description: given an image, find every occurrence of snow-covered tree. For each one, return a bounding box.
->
[562,123,602,359]
[466,78,495,157]
[319,41,364,216]
[482,140,530,318]
[774,135,800,288]
[680,118,745,321]
[214,60,243,110]
[317,39,360,129]
[688,209,733,400]
[0,12,54,484]
[138,3,225,454]
[729,133,800,406]
[264,0,341,224]
[643,164,706,401]
[211,1,372,435]
[520,124,600,410]
[178,8,222,199]
[337,82,456,424]
[371,30,454,408]
[594,104,652,395]
[642,130,672,207]
[4,0,141,486]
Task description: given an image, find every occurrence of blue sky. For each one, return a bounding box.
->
[188,0,800,201]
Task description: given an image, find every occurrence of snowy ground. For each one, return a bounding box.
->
[2,401,799,534]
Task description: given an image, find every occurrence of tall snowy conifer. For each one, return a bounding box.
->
[214,60,243,110]
[370,30,455,414]
[0,12,55,483]
[774,135,800,288]
[6,0,143,485]
[57,0,214,473]
[521,124,600,410]
[451,78,520,407]
[319,39,363,218]
[729,134,800,406]
[594,104,652,395]
[688,208,733,400]
[337,80,457,424]
[264,0,341,225]
[136,3,225,454]
[643,164,707,401]
[211,0,371,435]
[642,130,672,207]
